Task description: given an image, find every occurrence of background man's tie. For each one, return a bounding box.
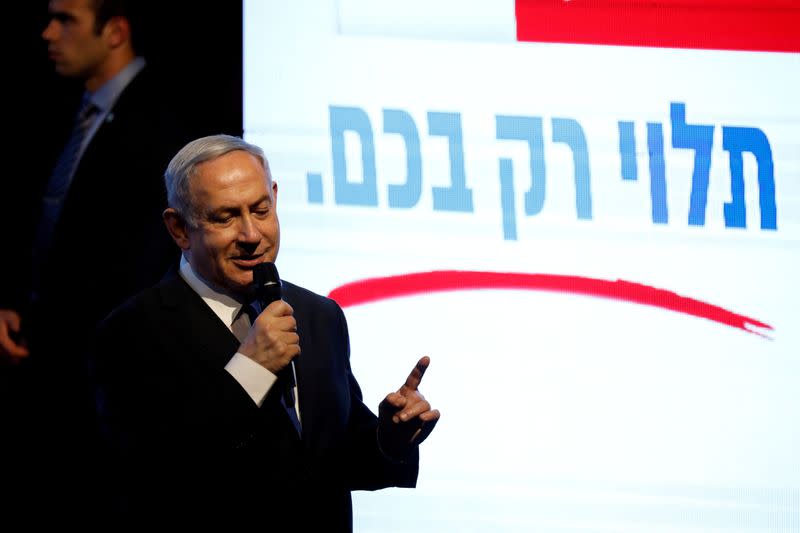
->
[31,96,98,298]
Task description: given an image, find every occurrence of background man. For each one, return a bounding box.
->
[0,0,190,518]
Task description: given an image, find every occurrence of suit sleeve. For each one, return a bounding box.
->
[89,296,268,515]
[328,300,420,491]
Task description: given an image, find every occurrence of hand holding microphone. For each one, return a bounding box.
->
[238,263,300,379]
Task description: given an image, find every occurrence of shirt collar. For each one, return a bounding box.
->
[86,56,146,114]
[179,255,244,330]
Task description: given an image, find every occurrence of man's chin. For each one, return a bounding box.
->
[219,281,253,301]
[234,271,255,287]
[216,268,253,294]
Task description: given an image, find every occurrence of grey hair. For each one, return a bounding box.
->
[164,134,270,227]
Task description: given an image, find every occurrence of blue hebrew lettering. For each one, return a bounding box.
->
[383,109,422,208]
[647,122,668,224]
[496,115,546,218]
[499,159,517,240]
[428,111,474,212]
[330,106,378,206]
[306,172,323,204]
[552,118,592,219]
[722,126,777,230]
[618,121,637,181]
[670,102,713,226]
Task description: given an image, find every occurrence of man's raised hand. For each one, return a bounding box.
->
[378,356,440,459]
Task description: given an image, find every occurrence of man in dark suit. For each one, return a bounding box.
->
[0,0,188,519]
[91,134,440,528]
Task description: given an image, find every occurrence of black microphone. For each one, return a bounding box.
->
[252,262,297,404]
[253,261,282,305]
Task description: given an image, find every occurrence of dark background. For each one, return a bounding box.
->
[5,1,243,278]
[14,1,243,140]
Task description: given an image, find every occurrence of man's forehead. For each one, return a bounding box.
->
[50,0,91,12]
[192,178,272,210]
[205,193,271,211]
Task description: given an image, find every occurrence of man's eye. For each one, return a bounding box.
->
[254,209,269,217]
[210,215,233,224]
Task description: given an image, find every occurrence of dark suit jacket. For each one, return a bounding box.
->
[4,64,188,424]
[0,66,190,521]
[31,66,187,342]
[91,269,418,529]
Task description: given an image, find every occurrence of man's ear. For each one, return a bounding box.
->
[163,208,191,250]
[103,16,130,49]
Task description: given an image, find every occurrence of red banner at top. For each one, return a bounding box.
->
[515,0,800,53]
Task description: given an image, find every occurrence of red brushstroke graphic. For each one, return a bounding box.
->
[515,0,800,53]
[328,271,772,337]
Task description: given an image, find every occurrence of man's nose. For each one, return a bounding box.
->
[237,214,261,242]
[41,20,58,41]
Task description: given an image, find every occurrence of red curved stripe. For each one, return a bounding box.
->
[327,271,772,337]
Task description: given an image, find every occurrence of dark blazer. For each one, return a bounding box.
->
[6,63,189,429]
[0,66,190,521]
[32,66,186,339]
[91,269,418,529]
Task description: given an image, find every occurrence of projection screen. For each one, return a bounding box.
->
[244,1,799,530]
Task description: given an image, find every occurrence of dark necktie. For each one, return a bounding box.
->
[31,96,98,298]
[236,301,302,437]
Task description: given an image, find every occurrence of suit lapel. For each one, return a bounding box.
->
[155,269,241,370]
[157,270,305,443]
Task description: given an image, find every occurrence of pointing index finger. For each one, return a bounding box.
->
[401,356,430,392]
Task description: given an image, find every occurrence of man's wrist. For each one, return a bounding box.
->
[376,426,414,463]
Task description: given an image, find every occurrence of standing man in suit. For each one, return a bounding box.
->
[91,135,440,528]
[0,0,189,519]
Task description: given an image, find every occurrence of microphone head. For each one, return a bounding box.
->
[253,261,282,304]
